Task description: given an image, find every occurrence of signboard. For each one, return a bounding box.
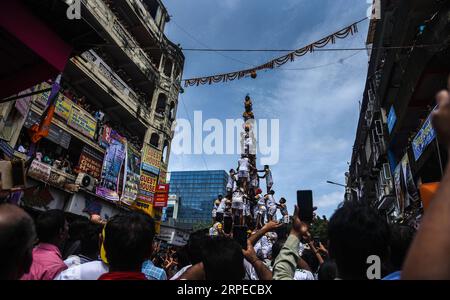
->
[387,106,397,134]
[96,132,126,201]
[55,94,73,120]
[28,159,52,182]
[138,171,157,203]
[68,105,97,140]
[154,183,169,208]
[0,139,14,159]
[159,163,167,184]
[24,111,71,149]
[78,146,104,179]
[98,125,113,149]
[393,154,420,215]
[412,112,436,161]
[33,82,52,107]
[121,145,141,206]
[133,200,153,216]
[141,144,161,175]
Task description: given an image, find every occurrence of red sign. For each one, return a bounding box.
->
[78,146,103,179]
[154,184,169,207]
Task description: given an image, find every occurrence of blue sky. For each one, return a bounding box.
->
[163,0,371,218]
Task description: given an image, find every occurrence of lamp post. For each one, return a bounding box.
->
[326,181,358,202]
[326,180,346,188]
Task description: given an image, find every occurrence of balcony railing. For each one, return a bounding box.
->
[128,0,163,37]
[82,0,159,78]
[74,51,151,123]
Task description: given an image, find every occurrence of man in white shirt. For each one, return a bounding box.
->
[215,195,226,222]
[265,190,277,222]
[237,155,254,194]
[54,260,108,280]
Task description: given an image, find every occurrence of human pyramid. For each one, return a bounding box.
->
[212,95,289,234]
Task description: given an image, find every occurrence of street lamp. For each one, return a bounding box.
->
[326,180,346,188]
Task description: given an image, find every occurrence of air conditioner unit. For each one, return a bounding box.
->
[75,173,97,193]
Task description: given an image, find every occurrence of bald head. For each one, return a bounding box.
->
[0,204,36,280]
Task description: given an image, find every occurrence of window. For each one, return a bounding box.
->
[156,93,167,115]
[164,58,173,77]
[169,101,176,121]
[150,133,160,148]
[162,140,169,162]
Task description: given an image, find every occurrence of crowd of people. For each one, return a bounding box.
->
[1,81,450,281]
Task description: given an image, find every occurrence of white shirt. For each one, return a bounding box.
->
[266,195,276,207]
[233,191,244,203]
[216,198,227,213]
[54,260,108,280]
[238,158,249,172]
[227,174,236,190]
[254,236,272,260]
[294,269,315,280]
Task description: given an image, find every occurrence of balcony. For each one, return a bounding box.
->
[64,51,151,137]
[80,0,159,91]
[107,0,165,46]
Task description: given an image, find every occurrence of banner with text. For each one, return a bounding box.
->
[121,145,141,206]
[141,144,161,175]
[96,132,126,201]
[78,146,104,180]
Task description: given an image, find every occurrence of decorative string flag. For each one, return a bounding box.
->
[183,17,367,87]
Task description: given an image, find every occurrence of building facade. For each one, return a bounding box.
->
[347,0,449,225]
[0,0,184,222]
[169,170,229,229]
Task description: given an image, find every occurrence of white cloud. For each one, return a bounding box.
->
[316,191,345,208]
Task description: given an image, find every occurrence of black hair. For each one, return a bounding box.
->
[229,169,235,173]
[328,201,391,280]
[279,198,286,204]
[269,190,275,195]
[80,222,102,258]
[218,195,223,199]
[389,224,415,271]
[271,238,287,266]
[202,236,245,280]
[317,259,337,280]
[104,211,155,271]
[35,209,66,244]
[302,249,320,273]
[68,218,90,241]
[186,229,209,265]
[0,204,36,279]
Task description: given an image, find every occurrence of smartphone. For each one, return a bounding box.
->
[297,190,313,224]
[223,216,233,234]
[233,225,248,250]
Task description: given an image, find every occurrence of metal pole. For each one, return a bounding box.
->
[0,88,52,104]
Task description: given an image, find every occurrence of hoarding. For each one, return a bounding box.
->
[412,112,436,161]
[67,105,97,140]
[120,145,141,206]
[78,145,103,179]
[141,144,161,175]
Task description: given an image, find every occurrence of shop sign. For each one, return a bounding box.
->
[141,144,161,175]
[67,105,97,139]
[28,159,52,182]
[412,112,436,161]
[387,106,397,134]
[78,146,103,179]
[121,145,141,206]
[138,171,157,203]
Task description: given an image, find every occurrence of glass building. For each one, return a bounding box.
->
[169,170,228,227]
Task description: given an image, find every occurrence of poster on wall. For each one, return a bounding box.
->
[138,171,157,203]
[141,144,161,175]
[159,163,167,184]
[412,112,436,161]
[120,145,141,206]
[98,125,113,149]
[393,154,420,216]
[96,132,126,201]
[78,146,104,179]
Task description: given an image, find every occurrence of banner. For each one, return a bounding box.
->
[120,145,141,206]
[54,94,73,120]
[393,154,420,215]
[98,125,113,149]
[138,171,157,203]
[141,144,161,175]
[412,112,436,161]
[28,159,52,182]
[154,184,169,208]
[24,111,71,149]
[96,132,126,201]
[159,162,167,184]
[78,146,104,179]
[68,105,97,140]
